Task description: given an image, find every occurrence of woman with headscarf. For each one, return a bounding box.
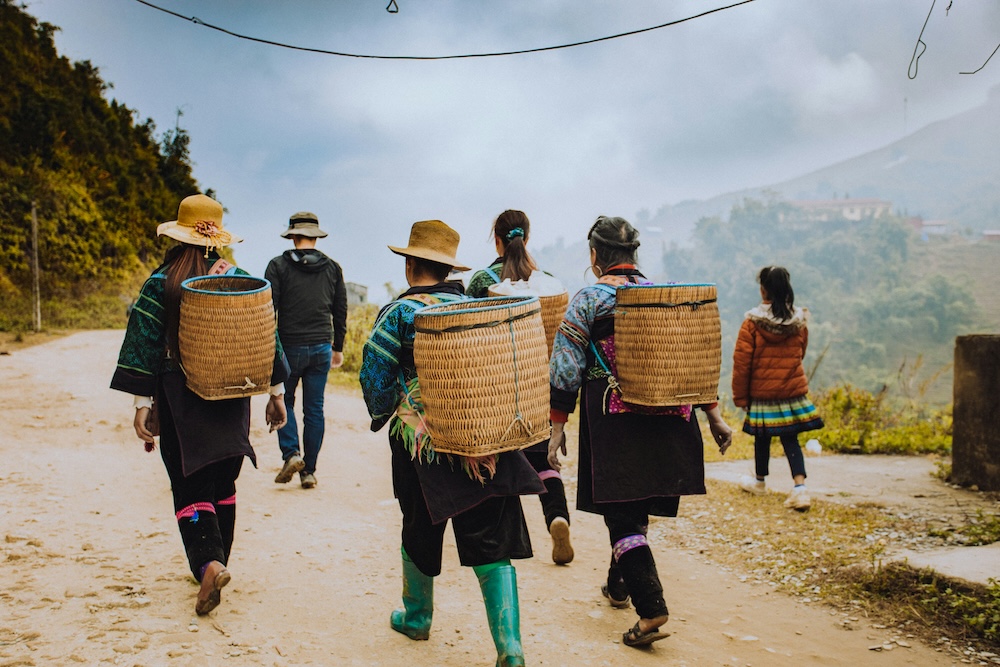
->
[111,194,289,616]
[547,215,733,647]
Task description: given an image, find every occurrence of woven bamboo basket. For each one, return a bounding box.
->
[413,296,550,457]
[178,275,276,400]
[614,283,721,406]
[488,286,568,357]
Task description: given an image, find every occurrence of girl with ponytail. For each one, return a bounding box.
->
[466,209,575,567]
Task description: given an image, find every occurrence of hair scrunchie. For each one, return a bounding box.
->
[505,227,525,241]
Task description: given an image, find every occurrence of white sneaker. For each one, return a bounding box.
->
[784,486,811,511]
[739,475,766,496]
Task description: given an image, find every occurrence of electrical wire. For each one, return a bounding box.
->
[132,0,756,61]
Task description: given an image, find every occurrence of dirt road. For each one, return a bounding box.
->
[0,331,961,666]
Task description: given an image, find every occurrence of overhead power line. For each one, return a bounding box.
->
[133,0,756,60]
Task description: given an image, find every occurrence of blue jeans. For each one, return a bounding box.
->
[278,343,331,474]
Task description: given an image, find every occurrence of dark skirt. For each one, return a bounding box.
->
[390,430,540,576]
[159,371,256,477]
[577,377,706,517]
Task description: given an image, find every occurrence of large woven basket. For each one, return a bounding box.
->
[614,283,721,406]
[178,275,276,400]
[488,286,568,357]
[413,296,550,457]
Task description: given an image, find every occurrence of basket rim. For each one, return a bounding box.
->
[416,295,539,318]
[181,275,271,295]
[618,282,716,289]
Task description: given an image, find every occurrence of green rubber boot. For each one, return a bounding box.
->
[390,548,433,640]
[475,562,525,667]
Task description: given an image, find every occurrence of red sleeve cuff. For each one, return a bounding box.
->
[699,402,718,412]
[550,409,569,423]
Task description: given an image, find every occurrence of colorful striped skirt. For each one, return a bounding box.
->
[742,395,824,437]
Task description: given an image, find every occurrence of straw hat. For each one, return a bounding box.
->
[281,211,328,238]
[157,194,242,248]
[388,220,470,272]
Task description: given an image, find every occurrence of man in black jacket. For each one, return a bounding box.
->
[265,212,348,489]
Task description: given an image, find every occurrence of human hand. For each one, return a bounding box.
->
[547,423,567,471]
[266,395,287,433]
[704,406,733,455]
[330,351,344,369]
[134,407,155,450]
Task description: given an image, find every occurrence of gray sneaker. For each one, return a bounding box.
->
[274,454,305,483]
[300,472,317,489]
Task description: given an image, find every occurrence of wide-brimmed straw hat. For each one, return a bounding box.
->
[281,211,328,238]
[157,194,242,248]
[388,220,470,272]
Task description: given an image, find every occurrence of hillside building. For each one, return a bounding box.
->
[346,282,368,308]
[791,198,892,222]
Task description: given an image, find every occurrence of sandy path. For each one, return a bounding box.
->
[0,331,958,666]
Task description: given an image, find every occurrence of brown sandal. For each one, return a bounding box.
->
[622,620,669,647]
[195,564,231,616]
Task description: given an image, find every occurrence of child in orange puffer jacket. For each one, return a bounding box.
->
[732,266,823,511]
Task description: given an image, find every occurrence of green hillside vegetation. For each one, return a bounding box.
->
[0,0,201,330]
[662,197,988,406]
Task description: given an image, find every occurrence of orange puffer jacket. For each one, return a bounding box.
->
[731,304,810,408]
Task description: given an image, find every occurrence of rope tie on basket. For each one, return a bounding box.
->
[499,306,534,442]
[223,376,258,390]
[616,297,716,312]
[413,307,541,335]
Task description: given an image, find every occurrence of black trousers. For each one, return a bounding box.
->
[391,434,532,578]
[158,393,243,579]
[524,448,570,528]
[602,500,669,619]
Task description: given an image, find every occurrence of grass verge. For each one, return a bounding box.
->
[653,479,1000,656]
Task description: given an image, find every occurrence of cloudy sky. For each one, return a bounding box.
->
[23,0,1000,299]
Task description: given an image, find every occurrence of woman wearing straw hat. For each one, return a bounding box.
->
[360,220,543,667]
[467,209,574,566]
[111,194,289,616]
[547,216,733,648]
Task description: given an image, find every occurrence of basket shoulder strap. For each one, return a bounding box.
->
[483,266,500,283]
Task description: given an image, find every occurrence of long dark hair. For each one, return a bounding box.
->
[759,266,794,321]
[492,209,537,281]
[162,244,209,358]
[588,216,640,271]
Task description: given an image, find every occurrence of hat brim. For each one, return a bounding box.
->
[281,227,328,239]
[157,221,243,246]
[388,245,470,273]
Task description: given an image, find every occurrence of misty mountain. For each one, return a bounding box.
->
[643,85,1000,241]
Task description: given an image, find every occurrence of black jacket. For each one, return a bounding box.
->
[265,249,348,350]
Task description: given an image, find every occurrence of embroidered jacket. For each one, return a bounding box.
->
[359,282,467,432]
[466,258,505,298]
[111,255,256,397]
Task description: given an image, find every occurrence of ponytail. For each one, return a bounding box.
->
[163,244,209,359]
[492,209,537,282]
[758,266,794,321]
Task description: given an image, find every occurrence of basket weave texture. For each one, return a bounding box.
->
[614,283,721,406]
[178,275,276,400]
[413,296,551,457]
[488,287,568,357]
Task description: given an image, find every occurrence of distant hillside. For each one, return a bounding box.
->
[645,87,1000,240]
[0,0,201,330]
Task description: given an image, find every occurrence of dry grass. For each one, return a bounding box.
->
[649,477,1000,657]
[0,329,70,355]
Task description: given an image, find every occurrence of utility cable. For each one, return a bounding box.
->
[133,0,756,61]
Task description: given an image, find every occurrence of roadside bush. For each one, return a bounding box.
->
[335,302,379,375]
[813,384,951,455]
